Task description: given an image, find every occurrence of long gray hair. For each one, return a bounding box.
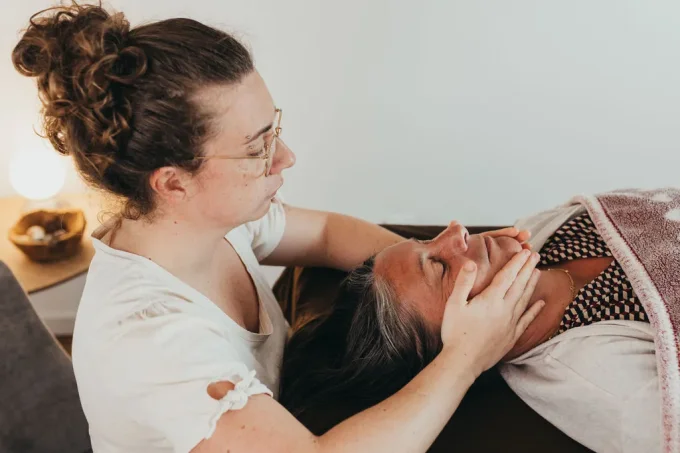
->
[280,257,442,417]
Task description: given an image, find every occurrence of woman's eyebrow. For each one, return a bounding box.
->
[243,124,273,144]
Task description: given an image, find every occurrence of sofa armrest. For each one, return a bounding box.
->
[0,261,91,453]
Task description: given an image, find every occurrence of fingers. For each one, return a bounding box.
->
[514,300,546,340]
[504,252,541,305]
[485,250,532,298]
[518,230,532,250]
[510,267,542,320]
[481,227,530,241]
[481,227,518,238]
[447,262,477,307]
[482,228,532,250]
[515,230,531,244]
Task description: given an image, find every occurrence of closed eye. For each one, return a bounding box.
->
[431,257,447,277]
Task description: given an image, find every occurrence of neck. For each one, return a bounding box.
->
[502,267,575,360]
[108,211,237,278]
[530,268,574,309]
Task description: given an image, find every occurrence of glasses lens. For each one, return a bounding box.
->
[264,109,281,176]
[266,137,277,176]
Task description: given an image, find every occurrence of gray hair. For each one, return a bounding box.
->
[280,257,442,416]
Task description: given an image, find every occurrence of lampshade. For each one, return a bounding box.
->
[9,150,67,201]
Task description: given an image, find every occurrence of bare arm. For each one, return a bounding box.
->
[193,250,543,453]
[194,347,476,453]
[262,205,403,271]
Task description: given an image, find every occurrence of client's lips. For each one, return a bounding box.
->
[484,236,493,262]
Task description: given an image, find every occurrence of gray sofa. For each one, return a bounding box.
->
[0,261,91,453]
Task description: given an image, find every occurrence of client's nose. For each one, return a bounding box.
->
[435,221,469,254]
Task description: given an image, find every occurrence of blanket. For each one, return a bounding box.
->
[572,188,680,453]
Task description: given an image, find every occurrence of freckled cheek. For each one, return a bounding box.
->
[208,167,262,193]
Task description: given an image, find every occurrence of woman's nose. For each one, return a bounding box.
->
[269,138,296,175]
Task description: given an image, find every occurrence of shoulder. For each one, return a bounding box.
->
[514,204,585,251]
[74,302,274,453]
[499,322,660,452]
[501,321,657,407]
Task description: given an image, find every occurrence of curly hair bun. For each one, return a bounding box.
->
[12,2,147,160]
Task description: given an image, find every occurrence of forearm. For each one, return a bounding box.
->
[317,348,477,453]
[198,349,477,453]
[264,207,403,271]
[320,212,403,271]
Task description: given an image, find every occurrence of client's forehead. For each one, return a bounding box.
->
[373,240,422,291]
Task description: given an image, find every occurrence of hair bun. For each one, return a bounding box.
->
[12,3,148,158]
[12,5,144,79]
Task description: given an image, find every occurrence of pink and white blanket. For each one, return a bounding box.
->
[571,188,680,453]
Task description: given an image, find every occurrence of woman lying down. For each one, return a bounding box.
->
[281,188,680,453]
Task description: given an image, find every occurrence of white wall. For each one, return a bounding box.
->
[3,0,679,226]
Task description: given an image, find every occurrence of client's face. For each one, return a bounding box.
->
[373,223,523,328]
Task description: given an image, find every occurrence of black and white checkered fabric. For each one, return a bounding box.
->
[539,213,648,335]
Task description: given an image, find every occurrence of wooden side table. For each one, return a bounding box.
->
[0,192,104,338]
[0,193,102,293]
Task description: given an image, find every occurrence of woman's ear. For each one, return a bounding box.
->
[149,166,188,204]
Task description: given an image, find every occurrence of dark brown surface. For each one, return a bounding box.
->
[273,224,592,453]
[57,336,72,356]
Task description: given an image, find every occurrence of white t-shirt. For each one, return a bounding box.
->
[500,205,661,453]
[72,199,289,453]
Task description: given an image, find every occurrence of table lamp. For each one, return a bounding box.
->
[8,150,86,262]
[9,149,67,211]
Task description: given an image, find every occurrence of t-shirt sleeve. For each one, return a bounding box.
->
[242,195,287,261]
[112,305,273,453]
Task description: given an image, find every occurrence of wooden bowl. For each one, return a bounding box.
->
[8,208,86,262]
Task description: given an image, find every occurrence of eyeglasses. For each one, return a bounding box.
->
[196,108,282,177]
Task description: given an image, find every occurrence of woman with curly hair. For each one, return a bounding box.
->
[12,3,542,452]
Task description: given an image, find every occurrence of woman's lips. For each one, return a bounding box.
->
[268,181,284,199]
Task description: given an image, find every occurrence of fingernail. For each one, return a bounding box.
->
[532,252,540,261]
[522,249,531,257]
[464,262,476,271]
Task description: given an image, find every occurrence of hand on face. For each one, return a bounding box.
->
[373,222,527,328]
[439,248,542,377]
[481,226,532,250]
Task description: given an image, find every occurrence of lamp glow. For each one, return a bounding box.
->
[9,150,67,201]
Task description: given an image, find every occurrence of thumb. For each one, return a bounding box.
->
[448,262,477,307]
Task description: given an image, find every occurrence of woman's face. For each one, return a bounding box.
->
[180,71,296,228]
[373,223,523,328]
